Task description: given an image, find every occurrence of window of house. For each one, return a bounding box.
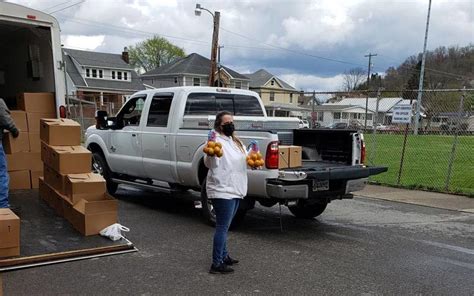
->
[367,114,373,120]
[147,93,174,127]
[124,72,128,81]
[235,81,241,89]
[290,93,293,103]
[174,77,178,84]
[112,71,116,79]
[92,69,97,78]
[99,70,103,78]
[342,112,348,119]
[318,112,324,121]
[351,113,357,119]
[117,71,122,80]
[271,80,275,86]
[193,77,200,86]
[270,92,275,101]
[334,112,341,120]
[85,69,90,77]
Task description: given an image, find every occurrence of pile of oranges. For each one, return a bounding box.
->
[203,140,223,158]
[247,151,264,168]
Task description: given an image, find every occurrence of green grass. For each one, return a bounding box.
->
[364,134,474,197]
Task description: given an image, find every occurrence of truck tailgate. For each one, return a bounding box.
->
[292,162,388,180]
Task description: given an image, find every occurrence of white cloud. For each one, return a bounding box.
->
[280,74,345,92]
[62,35,105,50]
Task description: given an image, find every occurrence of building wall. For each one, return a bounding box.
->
[142,75,184,88]
[258,89,297,105]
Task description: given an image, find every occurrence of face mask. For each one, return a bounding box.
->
[222,123,235,137]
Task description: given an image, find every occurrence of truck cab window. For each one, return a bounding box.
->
[185,93,263,116]
[147,94,174,127]
[117,96,145,128]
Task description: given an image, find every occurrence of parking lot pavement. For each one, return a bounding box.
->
[3,187,474,295]
[358,185,474,213]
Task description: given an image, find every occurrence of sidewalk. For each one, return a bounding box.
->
[356,185,474,213]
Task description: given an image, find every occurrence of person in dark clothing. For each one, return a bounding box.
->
[0,98,19,208]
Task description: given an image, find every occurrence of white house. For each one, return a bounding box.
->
[315,97,414,126]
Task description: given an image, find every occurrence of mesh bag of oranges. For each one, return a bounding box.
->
[203,130,223,158]
[247,140,264,168]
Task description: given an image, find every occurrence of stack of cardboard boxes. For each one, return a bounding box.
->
[4,93,56,190]
[39,118,118,236]
[0,208,20,258]
[278,145,303,169]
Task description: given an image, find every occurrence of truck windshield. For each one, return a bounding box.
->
[185,93,264,116]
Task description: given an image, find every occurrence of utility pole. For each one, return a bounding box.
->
[414,0,432,135]
[312,91,316,128]
[209,11,220,86]
[364,53,377,130]
[217,45,224,87]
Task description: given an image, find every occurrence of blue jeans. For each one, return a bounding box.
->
[212,198,240,265]
[0,145,9,208]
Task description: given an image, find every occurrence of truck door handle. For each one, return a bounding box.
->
[132,134,137,137]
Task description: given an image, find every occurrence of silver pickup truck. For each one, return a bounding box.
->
[86,87,387,225]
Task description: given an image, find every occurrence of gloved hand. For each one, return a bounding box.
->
[11,128,19,138]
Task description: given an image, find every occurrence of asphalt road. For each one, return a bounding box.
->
[3,187,474,295]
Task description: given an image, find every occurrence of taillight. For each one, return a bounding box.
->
[59,105,67,118]
[265,141,279,169]
[360,139,366,164]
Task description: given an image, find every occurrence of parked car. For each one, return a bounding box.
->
[298,119,309,129]
[86,87,387,225]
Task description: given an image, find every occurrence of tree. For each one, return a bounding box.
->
[128,36,186,73]
[342,67,366,91]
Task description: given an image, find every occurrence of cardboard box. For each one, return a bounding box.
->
[278,145,290,169]
[68,194,118,236]
[2,132,30,154]
[30,170,43,189]
[9,170,31,190]
[289,146,302,168]
[40,119,81,146]
[43,165,67,195]
[17,92,56,114]
[29,132,41,152]
[65,173,106,204]
[6,152,42,171]
[39,179,65,216]
[27,113,56,132]
[42,143,91,174]
[0,208,20,258]
[10,111,28,132]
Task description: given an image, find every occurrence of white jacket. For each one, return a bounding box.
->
[204,133,248,200]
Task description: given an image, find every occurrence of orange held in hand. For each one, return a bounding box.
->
[247,151,264,168]
[204,140,223,158]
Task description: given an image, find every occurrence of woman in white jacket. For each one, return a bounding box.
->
[204,111,247,274]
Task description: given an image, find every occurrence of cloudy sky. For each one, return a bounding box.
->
[8,0,473,90]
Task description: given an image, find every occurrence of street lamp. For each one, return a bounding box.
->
[195,3,220,87]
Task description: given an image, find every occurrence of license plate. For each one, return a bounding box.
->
[312,180,329,191]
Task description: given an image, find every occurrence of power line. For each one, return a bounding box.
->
[44,0,76,12]
[49,0,85,14]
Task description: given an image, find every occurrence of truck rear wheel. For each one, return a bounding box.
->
[288,201,328,219]
[92,152,118,195]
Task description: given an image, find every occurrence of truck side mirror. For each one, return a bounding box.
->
[95,110,108,129]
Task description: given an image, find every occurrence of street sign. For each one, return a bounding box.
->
[392,105,412,124]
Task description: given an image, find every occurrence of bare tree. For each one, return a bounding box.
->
[342,67,366,91]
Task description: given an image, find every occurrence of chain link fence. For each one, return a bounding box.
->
[299,88,473,196]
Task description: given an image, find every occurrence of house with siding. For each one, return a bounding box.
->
[245,69,306,117]
[314,97,414,127]
[140,53,250,89]
[63,47,145,113]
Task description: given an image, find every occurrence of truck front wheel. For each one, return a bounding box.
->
[92,152,118,195]
[288,201,328,219]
